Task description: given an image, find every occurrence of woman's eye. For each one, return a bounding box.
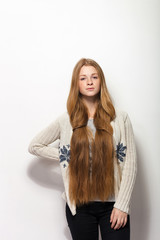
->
[80,76,98,80]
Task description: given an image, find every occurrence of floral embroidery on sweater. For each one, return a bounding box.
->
[59,142,127,167]
[58,144,70,168]
[116,142,127,162]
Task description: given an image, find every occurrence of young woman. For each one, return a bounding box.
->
[28,58,137,240]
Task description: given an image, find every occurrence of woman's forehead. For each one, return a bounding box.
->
[79,65,98,75]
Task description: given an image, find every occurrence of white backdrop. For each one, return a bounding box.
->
[0,0,159,239]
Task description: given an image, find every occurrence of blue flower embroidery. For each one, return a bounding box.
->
[63,163,66,168]
[59,144,70,168]
[116,142,127,162]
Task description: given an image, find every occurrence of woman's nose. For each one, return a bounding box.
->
[87,78,93,84]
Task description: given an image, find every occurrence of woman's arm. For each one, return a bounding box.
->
[28,116,60,161]
[113,112,137,214]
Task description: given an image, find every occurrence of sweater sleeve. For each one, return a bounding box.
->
[113,113,137,214]
[28,116,60,161]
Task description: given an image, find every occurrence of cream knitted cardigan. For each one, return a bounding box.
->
[28,108,137,216]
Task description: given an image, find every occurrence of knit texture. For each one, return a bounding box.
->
[28,108,137,215]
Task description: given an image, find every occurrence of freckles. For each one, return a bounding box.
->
[79,82,85,90]
[78,82,82,90]
[79,84,83,91]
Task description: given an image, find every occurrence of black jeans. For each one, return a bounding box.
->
[65,201,130,240]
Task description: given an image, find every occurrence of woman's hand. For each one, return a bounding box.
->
[110,207,128,230]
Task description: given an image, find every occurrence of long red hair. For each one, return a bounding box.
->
[66,58,116,207]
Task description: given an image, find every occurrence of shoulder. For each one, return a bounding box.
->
[55,111,70,123]
[114,107,128,122]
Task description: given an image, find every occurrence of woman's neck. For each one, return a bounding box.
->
[81,96,98,118]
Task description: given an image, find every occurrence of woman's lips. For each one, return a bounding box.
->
[86,88,94,90]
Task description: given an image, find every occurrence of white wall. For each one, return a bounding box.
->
[0,0,159,239]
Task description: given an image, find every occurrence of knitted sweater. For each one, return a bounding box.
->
[28,108,137,216]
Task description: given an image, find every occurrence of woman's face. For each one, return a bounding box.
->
[78,65,101,99]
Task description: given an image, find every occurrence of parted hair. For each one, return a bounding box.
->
[66,58,116,206]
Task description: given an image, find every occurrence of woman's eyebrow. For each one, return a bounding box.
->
[79,73,98,76]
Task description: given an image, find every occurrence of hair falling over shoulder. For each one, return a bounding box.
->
[66,58,116,207]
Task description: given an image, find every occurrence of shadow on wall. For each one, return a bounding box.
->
[27,157,64,190]
[130,137,150,240]
[27,157,72,240]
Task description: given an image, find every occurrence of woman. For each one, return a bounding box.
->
[28,58,137,240]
